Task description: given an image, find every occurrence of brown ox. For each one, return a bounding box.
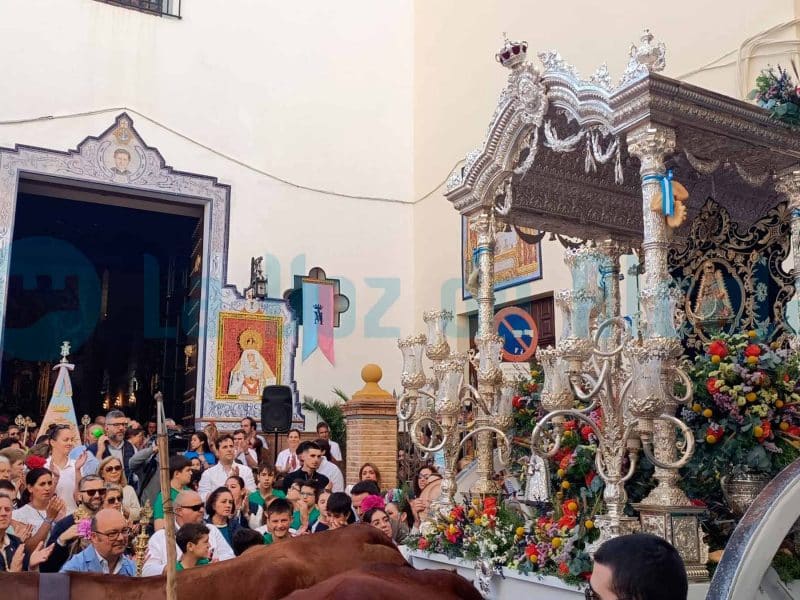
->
[283,562,483,600]
[0,524,406,600]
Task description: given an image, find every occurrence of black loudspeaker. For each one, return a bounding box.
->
[261,385,293,434]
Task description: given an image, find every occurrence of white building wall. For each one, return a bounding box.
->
[0,0,797,406]
[0,0,415,405]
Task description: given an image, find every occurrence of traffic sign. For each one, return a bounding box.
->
[493,307,539,362]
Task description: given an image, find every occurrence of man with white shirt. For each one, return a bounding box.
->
[316,422,342,462]
[314,439,344,492]
[142,490,234,576]
[198,434,255,501]
[233,429,258,469]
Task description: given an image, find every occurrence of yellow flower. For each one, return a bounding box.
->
[567,501,578,512]
[753,426,764,438]
[780,422,790,432]
[746,356,759,365]
[745,392,757,403]
[468,508,476,518]
[776,400,785,409]
[737,397,746,407]
[551,537,562,548]
[711,355,721,364]
[516,526,525,537]
[702,408,713,418]
[561,481,571,490]
[748,330,757,338]
[585,520,594,530]
[706,434,718,444]
[474,518,482,526]
[563,430,572,438]
[692,403,702,413]
[529,554,538,563]
[556,468,566,478]
[531,370,540,378]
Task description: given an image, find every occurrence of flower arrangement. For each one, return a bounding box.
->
[749,64,800,126]
[405,496,598,585]
[682,332,800,478]
[76,518,93,541]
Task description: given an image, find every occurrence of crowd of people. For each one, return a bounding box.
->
[0,411,432,577]
[0,412,692,600]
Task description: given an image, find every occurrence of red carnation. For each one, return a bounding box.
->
[690,498,707,507]
[558,513,577,529]
[584,471,596,487]
[525,544,538,558]
[417,537,429,550]
[512,395,525,410]
[757,420,772,442]
[580,425,594,442]
[744,344,762,357]
[706,378,719,395]
[563,420,578,431]
[559,562,570,575]
[708,340,728,358]
[25,455,46,470]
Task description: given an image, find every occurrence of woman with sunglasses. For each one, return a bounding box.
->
[204,486,242,546]
[44,425,88,513]
[98,457,141,521]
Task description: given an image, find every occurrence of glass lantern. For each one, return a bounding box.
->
[641,283,682,339]
[539,347,574,412]
[435,356,465,414]
[423,309,453,361]
[398,334,427,390]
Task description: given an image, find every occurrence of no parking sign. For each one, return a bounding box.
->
[493,307,539,362]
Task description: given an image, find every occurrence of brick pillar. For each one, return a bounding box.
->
[342,364,397,488]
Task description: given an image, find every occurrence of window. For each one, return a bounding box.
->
[94,0,181,18]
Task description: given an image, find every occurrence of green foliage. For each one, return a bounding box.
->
[773,552,800,583]
[301,389,347,447]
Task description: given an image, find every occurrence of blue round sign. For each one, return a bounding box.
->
[493,307,539,362]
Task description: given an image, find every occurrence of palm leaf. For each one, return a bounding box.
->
[302,393,346,447]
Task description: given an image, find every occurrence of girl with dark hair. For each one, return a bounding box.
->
[226,475,258,529]
[12,468,65,552]
[204,486,242,546]
[412,464,439,498]
[185,432,217,468]
[385,500,412,543]
[362,507,393,541]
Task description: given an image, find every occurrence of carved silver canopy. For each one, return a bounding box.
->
[446,30,800,243]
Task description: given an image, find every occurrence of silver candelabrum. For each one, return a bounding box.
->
[397,309,513,517]
[530,242,699,550]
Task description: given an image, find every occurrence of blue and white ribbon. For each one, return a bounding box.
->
[642,170,674,216]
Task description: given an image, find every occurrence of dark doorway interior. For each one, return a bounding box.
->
[1,190,201,423]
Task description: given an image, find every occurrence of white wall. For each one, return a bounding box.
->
[0,0,415,405]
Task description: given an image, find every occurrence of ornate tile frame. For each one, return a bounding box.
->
[0,113,300,425]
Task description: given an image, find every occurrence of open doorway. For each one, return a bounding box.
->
[0,180,202,423]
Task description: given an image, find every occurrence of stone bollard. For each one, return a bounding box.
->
[342,364,397,488]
